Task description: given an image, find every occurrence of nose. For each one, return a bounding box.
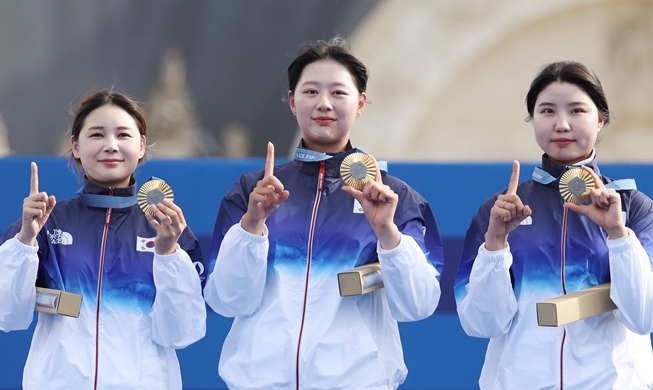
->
[554,116,570,132]
[104,135,119,152]
[316,94,333,111]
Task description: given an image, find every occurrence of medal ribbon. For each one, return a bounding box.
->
[294,147,388,172]
[532,167,636,190]
[77,189,138,208]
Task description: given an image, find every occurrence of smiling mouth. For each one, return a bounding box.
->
[553,139,573,146]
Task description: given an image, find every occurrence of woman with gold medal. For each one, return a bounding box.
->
[455,61,653,389]
[204,37,444,390]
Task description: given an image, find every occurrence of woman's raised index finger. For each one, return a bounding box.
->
[507,160,520,195]
[264,142,275,177]
[30,161,39,195]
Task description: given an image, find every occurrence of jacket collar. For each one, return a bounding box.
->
[77,176,138,208]
[535,152,601,188]
[293,139,361,178]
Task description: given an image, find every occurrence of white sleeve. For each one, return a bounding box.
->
[608,228,653,335]
[0,236,39,332]
[203,223,268,318]
[378,234,440,321]
[456,243,519,338]
[150,245,207,349]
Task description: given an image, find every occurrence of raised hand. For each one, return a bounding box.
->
[17,162,56,246]
[241,142,290,235]
[485,160,532,251]
[564,166,628,239]
[145,198,187,255]
[341,155,401,250]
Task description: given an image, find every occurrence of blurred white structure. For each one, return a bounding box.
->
[145,48,218,157]
[0,115,10,156]
[346,0,653,162]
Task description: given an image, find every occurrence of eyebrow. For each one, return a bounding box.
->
[537,101,590,107]
[300,80,352,88]
[86,126,135,130]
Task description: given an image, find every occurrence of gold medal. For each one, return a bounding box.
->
[340,153,376,189]
[559,168,594,204]
[138,179,174,215]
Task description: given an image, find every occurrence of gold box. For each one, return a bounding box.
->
[35,287,83,318]
[338,262,384,297]
[537,283,616,327]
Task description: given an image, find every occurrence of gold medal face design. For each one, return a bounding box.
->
[559,168,594,204]
[138,180,174,215]
[340,153,376,189]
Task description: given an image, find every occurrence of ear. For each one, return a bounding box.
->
[71,136,80,159]
[288,91,296,115]
[139,136,146,159]
[598,115,605,132]
[356,93,367,117]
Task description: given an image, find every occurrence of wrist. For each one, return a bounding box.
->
[484,232,508,251]
[17,231,37,247]
[606,226,629,240]
[241,213,265,236]
[374,224,401,250]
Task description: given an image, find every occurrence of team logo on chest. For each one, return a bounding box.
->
[47,229,73,245]
[137,236,156,253]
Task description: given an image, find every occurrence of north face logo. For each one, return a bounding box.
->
[47,229,73,245]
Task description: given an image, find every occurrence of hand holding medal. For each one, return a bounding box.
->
[139,178,187,254]
[340,152,401,250]
[563,166,628,239]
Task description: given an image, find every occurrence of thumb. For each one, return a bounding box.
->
[342,185,366,204]
[563,202,586,216]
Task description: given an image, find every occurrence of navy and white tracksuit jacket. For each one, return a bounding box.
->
[204,146,444,390]
[455,155,653,389]
[0,179,207,390]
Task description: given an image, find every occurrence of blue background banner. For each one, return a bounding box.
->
[1,157,652,389]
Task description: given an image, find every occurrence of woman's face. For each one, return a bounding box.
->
[289,60,366,153]
[71,104,145,188]
[532,82,604,166]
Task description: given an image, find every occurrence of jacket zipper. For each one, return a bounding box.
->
[94,187,113,390]
[559,206,569,390]
[295,161,326,390]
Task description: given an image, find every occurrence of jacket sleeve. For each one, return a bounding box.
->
[455,193,519,338]
[203,223,268,317]
[380,183,443,322]
[378,234,440,321]
[456,243,518,338]
[608,190,653,334]
[150,245,207,349]
[608,230,653,334]
[0,236,39,332]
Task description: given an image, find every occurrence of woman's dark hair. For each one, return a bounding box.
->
[69,90,147,172]
[525,61,610,125]
[287,36,370,95]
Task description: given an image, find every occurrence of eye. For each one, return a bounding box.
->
[118,132,133,138]
[571,108,586,114]
[333,90,347,96]
[89,132,103,138]
[539,108,553,114]
[304,89,318,95]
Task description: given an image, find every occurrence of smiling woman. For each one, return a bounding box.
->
[0,90,207,389]
[203,37,445,390]
[455,61,653,389]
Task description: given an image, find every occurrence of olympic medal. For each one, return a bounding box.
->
[559,168,594,204]
[340,153,376,189]
[138,179,174,215]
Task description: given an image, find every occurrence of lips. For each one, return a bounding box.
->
[553,138,573,147]
[99,159,123,166]
[313,116,335,125]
